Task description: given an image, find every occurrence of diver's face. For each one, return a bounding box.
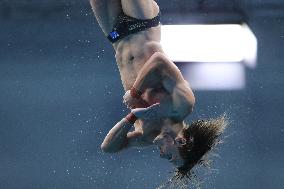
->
[153,133,185,167]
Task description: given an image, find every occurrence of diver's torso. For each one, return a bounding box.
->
[113,26,175,145]
[113,26,163,91]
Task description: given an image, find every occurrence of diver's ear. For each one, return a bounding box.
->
[174,137,186,147]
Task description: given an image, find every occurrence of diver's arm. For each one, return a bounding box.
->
[101,118,132,153]
[162,79,195,122]
[132,52,195,122]
[101,117,144,153]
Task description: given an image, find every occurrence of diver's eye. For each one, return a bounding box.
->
[175,138,186,145]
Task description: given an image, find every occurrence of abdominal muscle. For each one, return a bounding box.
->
[114,26,163,91]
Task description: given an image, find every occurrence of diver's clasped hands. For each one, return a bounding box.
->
[123,90,147,109]
[123,89,161,121]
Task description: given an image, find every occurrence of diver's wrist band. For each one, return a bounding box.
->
[130,86,143,99]
[125,113,138,124]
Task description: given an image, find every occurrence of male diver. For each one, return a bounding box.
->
[90,0,227,182]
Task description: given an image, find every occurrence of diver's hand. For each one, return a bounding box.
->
[123,90,140,109]
[131,103,160,120]
[123,90,149,109]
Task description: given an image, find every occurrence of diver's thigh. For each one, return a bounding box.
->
[121,0,159,19]
[90,0,122,35]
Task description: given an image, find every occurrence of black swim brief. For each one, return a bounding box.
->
[107,10,161,43]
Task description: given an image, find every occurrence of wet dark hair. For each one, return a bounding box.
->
[158,114,229,189]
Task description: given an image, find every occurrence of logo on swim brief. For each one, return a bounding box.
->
[109,31,120,39]
[129,23,146,31]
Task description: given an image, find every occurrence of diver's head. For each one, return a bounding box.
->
[153,115,228,173]
[152,120,186,167]
[174,115,228,180]
[153,130,186,167]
